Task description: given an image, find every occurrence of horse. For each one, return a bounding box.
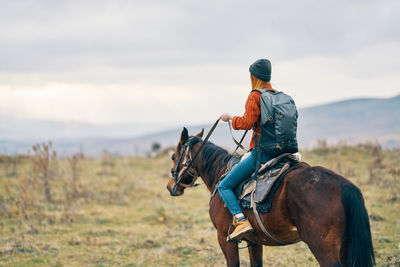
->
[166,128,375,267]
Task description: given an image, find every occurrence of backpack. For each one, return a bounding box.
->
[253,89,298,158]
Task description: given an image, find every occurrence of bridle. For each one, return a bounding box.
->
[170,138,200,195]
[170,119,221,196]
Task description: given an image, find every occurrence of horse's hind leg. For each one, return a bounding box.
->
[248,243,263,267]
[301,227,344,267]
[294,200,345,266]
[217,232,240,267]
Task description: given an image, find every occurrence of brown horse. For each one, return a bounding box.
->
[166,128,375,267]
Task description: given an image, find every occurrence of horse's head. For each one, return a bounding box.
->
[166,127,204,196]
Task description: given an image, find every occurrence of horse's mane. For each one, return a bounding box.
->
[189,136,233,180]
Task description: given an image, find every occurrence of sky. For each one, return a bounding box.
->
[1,0,399,127]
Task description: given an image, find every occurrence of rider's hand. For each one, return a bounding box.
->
[220,113,233,122]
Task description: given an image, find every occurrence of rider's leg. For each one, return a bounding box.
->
[218,150,258,241]
[218,150,270,241]
[218,150,256,217]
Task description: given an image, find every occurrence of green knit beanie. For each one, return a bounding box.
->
[249,59,272,82]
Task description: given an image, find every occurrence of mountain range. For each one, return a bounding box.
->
[1,94,399,156]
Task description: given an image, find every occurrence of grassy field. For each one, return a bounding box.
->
[0,142,399,266]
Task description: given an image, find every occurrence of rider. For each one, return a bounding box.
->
[218,58,274,241]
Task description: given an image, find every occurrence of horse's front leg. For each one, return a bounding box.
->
[248,243,263,267]
[210,193,240,266]
[217,231,239,267]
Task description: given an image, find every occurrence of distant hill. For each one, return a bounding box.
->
[123,94,400,155]
[298,94,400,147]
[0,119,170,140]
[0,94,399,156]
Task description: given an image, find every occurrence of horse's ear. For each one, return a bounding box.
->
[180,127,189,144]
[196,128,204,138]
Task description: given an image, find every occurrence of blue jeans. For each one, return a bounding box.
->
[218,149,270,216]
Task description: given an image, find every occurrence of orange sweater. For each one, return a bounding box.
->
[232,82,273,150]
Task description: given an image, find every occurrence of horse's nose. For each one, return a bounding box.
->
[167,184,180,196]
[166,185,174,196]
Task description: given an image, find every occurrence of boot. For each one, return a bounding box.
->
[227,217,253,242]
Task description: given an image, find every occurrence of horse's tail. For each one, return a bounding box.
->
[341,183,375,267]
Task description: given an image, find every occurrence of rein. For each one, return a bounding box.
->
[228,121,248,154]
[172,119,220,194]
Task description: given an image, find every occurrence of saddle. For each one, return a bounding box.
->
[234,153,301,213]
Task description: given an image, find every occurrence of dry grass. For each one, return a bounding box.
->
[0,143,399,266]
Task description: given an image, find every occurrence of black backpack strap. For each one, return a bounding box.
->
[251,89,265,94]
[250,89,264,180]
[252,123,261,181]
[251,88,278,94]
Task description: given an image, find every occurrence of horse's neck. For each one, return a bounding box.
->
[198,168,218,193]
[193,150,229,193]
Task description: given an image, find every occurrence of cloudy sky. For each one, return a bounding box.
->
[1,0,399,128]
